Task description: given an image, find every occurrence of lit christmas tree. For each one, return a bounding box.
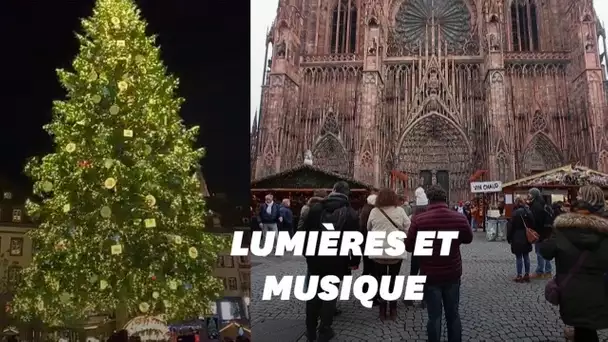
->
[11,0,228,327]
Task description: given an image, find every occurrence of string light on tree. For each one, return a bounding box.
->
[11,0,228,327]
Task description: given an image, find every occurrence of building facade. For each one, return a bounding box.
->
[252,0,608,200]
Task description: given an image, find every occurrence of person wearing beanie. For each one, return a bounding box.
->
[405,185,473,342]
[527,187,554,278]
[415,186,429,207]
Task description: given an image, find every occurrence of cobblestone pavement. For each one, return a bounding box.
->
[251,233,608,341]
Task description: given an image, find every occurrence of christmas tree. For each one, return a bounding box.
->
[12,0,228,326]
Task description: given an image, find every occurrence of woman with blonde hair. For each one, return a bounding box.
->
[367,188,411,320]
[540,185,608,342]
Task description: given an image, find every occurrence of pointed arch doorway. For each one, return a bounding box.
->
[396,113,472,202]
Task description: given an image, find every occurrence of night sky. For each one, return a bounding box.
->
[0,1,249,205]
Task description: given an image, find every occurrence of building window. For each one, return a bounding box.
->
[217,256,225,268]
[330,0,358,54]
[9,238,23,256]
[219,300,244,321]
[228,277,238,291]
[240,272,250,291]
[3,192,11,200]
[224,256,234,268]
[7,266,22,286]
[12,209,21,222]
[510,0,539,51]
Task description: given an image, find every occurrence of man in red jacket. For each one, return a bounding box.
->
[405,185,473,342]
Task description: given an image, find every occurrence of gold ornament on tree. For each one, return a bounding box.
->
[188,247,198,259]
[111,244,123,255]
[116,40,126,47]
[109,105,120,115]
[118,81,128,91]
[144,218,156,228]
[100,206,112,218]
[65,143,76,153]
[104,177,117,189]
[123,129,133,138]
[145,195,156,206]
[92,94,102,103]
[42,181,53,193]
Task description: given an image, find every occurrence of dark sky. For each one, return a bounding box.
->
[0,0,249,206]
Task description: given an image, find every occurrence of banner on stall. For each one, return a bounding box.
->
[470,181,502,193]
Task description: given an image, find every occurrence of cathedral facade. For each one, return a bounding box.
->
[251,0,608,200]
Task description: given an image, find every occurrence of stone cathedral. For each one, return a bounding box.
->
[251,0,608,200]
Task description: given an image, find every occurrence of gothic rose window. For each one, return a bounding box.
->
[394,0,470,50]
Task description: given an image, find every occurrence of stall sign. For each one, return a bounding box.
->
[470,181,502,193]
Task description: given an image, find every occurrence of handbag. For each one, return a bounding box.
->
[378,208,406,259]
[521,216,539,243]
[545,251,589,306]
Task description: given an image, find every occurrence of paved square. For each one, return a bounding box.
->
[251,233,608,341]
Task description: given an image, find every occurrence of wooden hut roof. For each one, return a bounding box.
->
[251,164,372,190]
[502,164,608,188]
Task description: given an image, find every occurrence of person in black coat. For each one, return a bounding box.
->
[540,185,608,342]
[303,181,360,342]
[527,187,553,278]
[507,197,533,282]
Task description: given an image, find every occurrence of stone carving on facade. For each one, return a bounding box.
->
[488,33,500,52]
[303,150,313,165]
[585,33,595,52]
[491,71,503,83]
[368,37,378,55]
[275,40,286,58]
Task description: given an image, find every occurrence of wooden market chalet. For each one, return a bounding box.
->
[501,164,608,217]
[251,163,373,213]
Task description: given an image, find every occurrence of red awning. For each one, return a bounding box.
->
[469,170,488,182]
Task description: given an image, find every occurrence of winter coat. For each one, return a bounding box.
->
[304,193,361,277]
[297,197,324,231]
[507,206,533,254]
[258,202,280,224]
[529,198,551,241]
[367,206,410,260]
[539,211,608,330]
[405,202,473,285]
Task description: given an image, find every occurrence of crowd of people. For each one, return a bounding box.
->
[506,185,608,341]
[256,182,608,342]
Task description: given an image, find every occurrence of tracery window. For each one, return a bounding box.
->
[330,0,357,54]
[510,0,540,51]
[394,0,470,51]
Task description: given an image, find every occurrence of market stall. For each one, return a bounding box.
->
[251,164,373,220]
[501,164,608,217]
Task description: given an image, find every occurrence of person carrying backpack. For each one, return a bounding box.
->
[302,181,360,342]
[527,187,553,278]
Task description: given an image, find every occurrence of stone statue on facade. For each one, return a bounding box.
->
[304,150,313,165]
